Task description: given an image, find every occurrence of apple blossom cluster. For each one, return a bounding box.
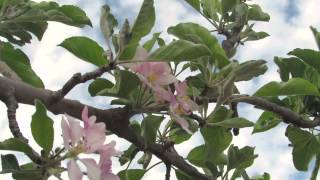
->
[126,47,199,133]
[61,106,120,180]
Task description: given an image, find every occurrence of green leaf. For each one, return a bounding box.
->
[0,138,33,155]
[119,144,139,166]
[168,22,229,68]
[227,145,257,170]
[31,100,54,153]
[100,4,118,41]
[247,4,270,21]
[233,60,268,81]
[251,173,271,180]
[274,57,306,81]
[88,78,114,96]
[286,126,320,171]
[175,169,193,180]
[252,111,281,134]
[169,127,192,144]
[143,32,161,52]
[118,169,145,180]
[58,5,92,27]
[150,40,211,62]
[245,31,269,41]
[187,145,206,167]
[130,0,155,43]
[288,48,320,72]
[97,70,140,99]
[11,163,42,180]
[184,0,200,11]
[1,154,19,173]
[137,152,152,169]
[201,126,232,163]
[141,115,164,144]
[202,0,221,21]
[211,118,254,128]
[310,26,320,50]
[59,36,107,67]
[207,106,233,123]
[0,43,44,88]
[254,78,320,97]
[221,0,239,15]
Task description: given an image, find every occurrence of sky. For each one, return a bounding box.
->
[1,0,320,180]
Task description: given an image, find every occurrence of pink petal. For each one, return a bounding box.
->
[81,158,101,180]
[61,117,71,149]
[82,106,96,128]
[67,116,84,146]
[154,87,176,104]
[102,173,120,180]
[172,114,192,134]
[155,74,177,86]
[175,81,187,96]
[84,123,106,153]
[67,160,83,180]
[133,47,149,61]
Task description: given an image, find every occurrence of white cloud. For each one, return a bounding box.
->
[1,0,319,179]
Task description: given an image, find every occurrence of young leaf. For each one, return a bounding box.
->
[0,43,44,88]
[1,154,19,173]
[210,118,254,128]
[286,126,320,171]
[245,31,269,41]
[175,169,193,180]
[59,36,107,67]
[100,4,118,41]
[58,5,92,27]
[187,145,206,167]
[0,138,33,155]
[184,0,200,11]
[118,169,145,180]
[143,32,161,52]
[202,0,221,21]
[97,70,140,98]
[31,100,54,153]
[252,111,281,134]
[310,26,320,50]
[201,126,232,163]
[227,145,257,170]
[150,40,211,62]
[247,4,270,22]
[141,115,164,144]
[254,78,320,97]
[274,57,306,82]
[130,0,155,43]
[233,60,268,82]
[88,78,114,97]
[168,22,229,68]
[289,48,320,72]
[221,0,239,15]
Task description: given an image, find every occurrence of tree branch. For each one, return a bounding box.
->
[230,95,320,128]
[52,63,114,101]
[0,77,212,180]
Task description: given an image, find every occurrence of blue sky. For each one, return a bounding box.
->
[1,0,320,179]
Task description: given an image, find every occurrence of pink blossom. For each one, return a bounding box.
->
[174,81,199,114]
[82,106,106,153]
[80,142,120,180]
[61,107,107,153]
[124,47,176,88]
[67,159,83,180]
[61,115,83,150]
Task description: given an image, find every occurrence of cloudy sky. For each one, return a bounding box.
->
[1,0,320,179]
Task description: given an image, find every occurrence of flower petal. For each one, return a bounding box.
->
[84,123,106,153]
[172,114,192,134]
[67,160,83,180]
[61,117,71,149]
[81,158,101,180]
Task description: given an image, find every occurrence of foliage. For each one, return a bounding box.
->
[0,0,320,180]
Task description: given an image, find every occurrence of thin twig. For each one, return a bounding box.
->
[52,63,114,101]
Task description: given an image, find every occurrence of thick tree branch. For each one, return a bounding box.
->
[0,77,212,180]
[230,95,320,128]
